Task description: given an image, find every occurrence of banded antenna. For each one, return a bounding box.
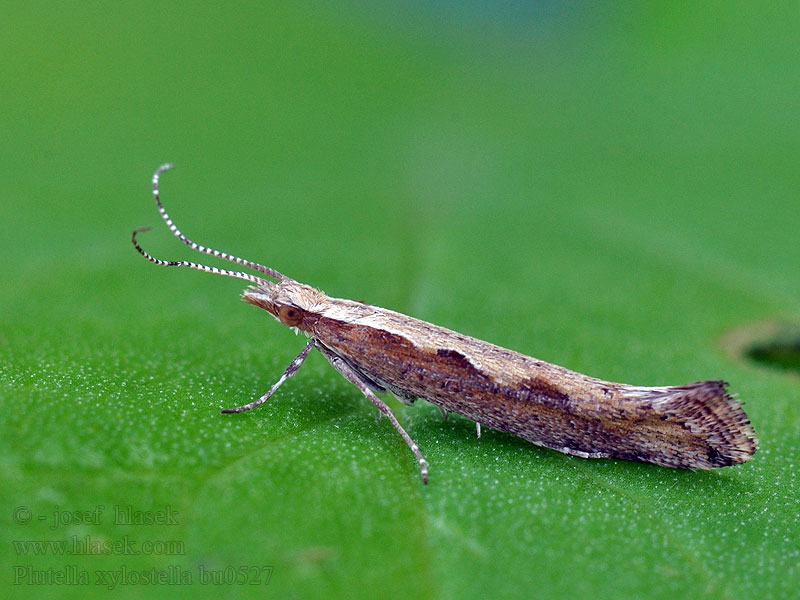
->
[131,163,289,286]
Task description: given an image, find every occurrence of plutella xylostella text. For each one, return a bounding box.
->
[133,164,757,484]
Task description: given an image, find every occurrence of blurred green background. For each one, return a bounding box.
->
[1,2,798,598]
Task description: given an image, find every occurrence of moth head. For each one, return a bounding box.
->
[242,280,325,331]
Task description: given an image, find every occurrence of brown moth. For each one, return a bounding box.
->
[132,164,757,484]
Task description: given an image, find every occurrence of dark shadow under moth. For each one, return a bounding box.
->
[133,164,757,484]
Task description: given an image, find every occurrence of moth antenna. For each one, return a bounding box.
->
[150,163,288,281]
[132,227,273,287]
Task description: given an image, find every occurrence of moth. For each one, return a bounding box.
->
[133,164,757,483]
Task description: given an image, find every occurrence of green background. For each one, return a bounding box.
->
[2,2,798,598]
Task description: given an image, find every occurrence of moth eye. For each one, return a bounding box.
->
[278,305,304,327]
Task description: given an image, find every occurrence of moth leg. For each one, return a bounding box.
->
[320,349,429,484]
[476,422,482,439]
[221,341,315,414]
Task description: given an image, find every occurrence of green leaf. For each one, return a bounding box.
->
[1,2,798,598]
